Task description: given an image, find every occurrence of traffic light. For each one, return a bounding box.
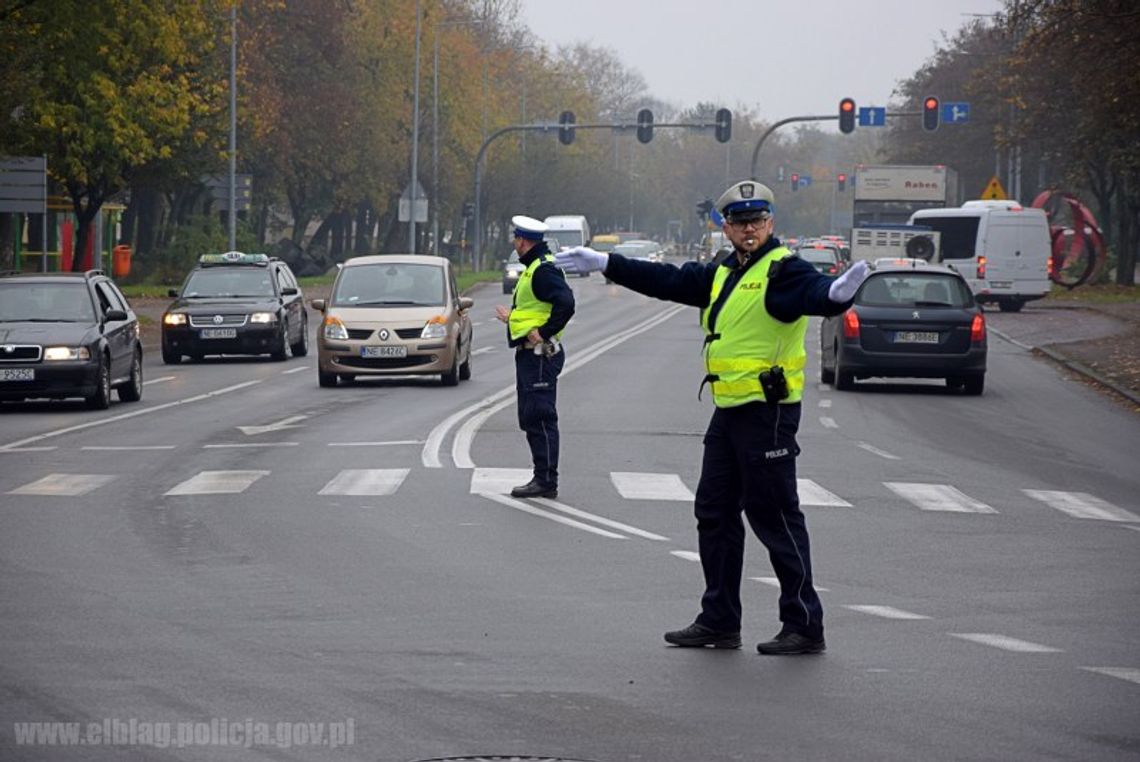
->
[838,97,856,134]
[461,201,474,218]
[559,110,576,145]
[696,199,713,220]
[837,173,847,191]
[636,108,654,144]
[791,173,800,192]
[922,96,940,132]
[714,108,732,143]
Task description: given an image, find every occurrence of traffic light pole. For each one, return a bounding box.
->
[473,119,725,270]
[748,111,921,181]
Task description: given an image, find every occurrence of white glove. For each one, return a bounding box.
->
[554,246,608,275]
[828,260,871,303]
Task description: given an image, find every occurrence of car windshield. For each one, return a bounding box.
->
[0,282,96,322]
[857,273,972,307]
[333,263,445,306]
[916,217,980,260]
[182,268,276,298]
[545,230,582,250]
[799,248,839,264]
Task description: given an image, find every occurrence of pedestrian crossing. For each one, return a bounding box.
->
[3,468,1135,527]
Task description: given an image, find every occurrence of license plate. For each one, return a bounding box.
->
[895,331,939,344]
[362,345,407,358]
[200,328,237,339]
[989,280,1012,289]
[0,367,34,382]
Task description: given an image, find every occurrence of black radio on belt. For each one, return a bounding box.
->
[759,365,789,402]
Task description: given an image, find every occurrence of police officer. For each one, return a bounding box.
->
[556,182,870,654]
[494,216,576,499]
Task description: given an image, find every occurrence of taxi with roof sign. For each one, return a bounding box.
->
[160,251,309,363]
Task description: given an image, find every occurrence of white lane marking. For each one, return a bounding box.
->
[749,576,830,592]
[1022,490,1140,522]
[469,467,535,495]
[165,470,269,496]
[818,399,832,408]
[282,366,309,375]
[885,482,997,514]
[671,550,700,562]
[1081,667,1140,685]
[0,446,57,453]
[143,375,175,386]
[819,416,838,429]
[857,442,901,460]
[471,321,486,327]
[237,414,307,436]
[318,469,409,496]
[844,605,931,620]
[471,346,496,356]
[81,445,177,451]
[433,303,688,469]
[327,440,423,447]
[798,479,852,507]
[611,472,694,501]
[0,379,263,451]
[8,474,116,496]
[477,492,626,539]
[532,497,669,541]
[202,442,299,449]
[949,633,1062,653]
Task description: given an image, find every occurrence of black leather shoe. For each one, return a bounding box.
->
[664,622,741,649]
[756,631,826,655]
[510,479,557,499]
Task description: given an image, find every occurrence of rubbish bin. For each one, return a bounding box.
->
[112,244,132,278]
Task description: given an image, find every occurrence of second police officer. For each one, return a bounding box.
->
[495,216,576,499]
[556,181,870,655]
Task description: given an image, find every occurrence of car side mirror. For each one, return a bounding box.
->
[310,299,326,312]
[104,309,128,322]
[458,296,474,311]
[167,288,179,298]
[281,286,298,296]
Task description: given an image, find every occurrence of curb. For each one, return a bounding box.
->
[990,326,1140,406]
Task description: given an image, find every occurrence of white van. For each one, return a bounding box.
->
[543,215,591,250]
[909,200,1051,312]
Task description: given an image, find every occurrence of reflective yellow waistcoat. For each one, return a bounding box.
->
[509,254,564,341]
[700,248,807,406]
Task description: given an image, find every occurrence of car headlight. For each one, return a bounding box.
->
[163,313,187,326]
[249,312,276,323]
[322,316,349,340]
[421,316,448,340]
[43,346,91,361]
[507,270,520,279]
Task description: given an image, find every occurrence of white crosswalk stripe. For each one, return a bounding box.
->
[885,482,997,514]
[843,605,930,620]
[950,633,1061,652]
[748,576,830,592]
[798,479,852,507]
[1081,667,1140,685]
[318,469,409,496]
[611,472,693,501]
[469,467,534,495]
[1022,490,1139,522]
[164,470,269,496]
[7,474,116,496]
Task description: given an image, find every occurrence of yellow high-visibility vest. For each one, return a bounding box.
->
[509,254,564,341]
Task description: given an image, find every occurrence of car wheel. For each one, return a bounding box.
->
[161,344,181,364]
[998,299,1024,313]
[834,345,855,391]
[270,322,289,361]
[85,356,112,410]
[963,374,985,395]
[440,354,460,387]
[459,347,472,381]
[290,314,309,357]
[318,370,338,388]
[820,350,835,384]
[117,348,144,402]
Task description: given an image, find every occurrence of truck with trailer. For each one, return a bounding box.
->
[852,164,960,227]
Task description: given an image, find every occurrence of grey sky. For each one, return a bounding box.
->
[517,0,1005,123]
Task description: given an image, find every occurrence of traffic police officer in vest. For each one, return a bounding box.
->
[494,215,576,499]
[556,181,870,654]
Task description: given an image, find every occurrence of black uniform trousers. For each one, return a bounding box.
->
[514,346,564,487]
[692,400,824,639]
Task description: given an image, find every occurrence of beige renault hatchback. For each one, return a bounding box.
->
[312,255,473,387]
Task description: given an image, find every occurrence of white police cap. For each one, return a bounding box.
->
[511,215,549,241]
[716,181,775,220]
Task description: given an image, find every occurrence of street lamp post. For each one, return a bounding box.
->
[228,3,237,251]
[407,0,423,253]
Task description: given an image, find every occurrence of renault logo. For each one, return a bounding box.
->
[213,315,224,324]
[378,329,389,341]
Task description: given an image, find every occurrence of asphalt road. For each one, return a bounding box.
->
[1,270,1137,762]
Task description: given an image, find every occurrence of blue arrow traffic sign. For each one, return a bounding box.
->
[942,102,970,124]
[857,107,886,127]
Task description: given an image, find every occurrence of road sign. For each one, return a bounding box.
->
[799,175,812,188]
[980,175,1008,200]
[857,107,886,127]
[399,180,428,223]
[942,102,970,124]
[0,156,47,214]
